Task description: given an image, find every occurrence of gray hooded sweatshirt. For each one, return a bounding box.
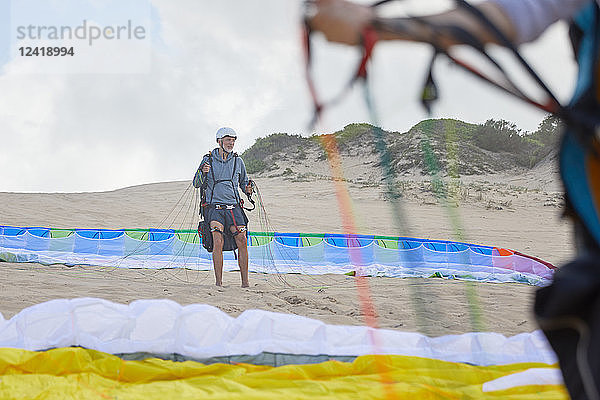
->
[193,148,249,205]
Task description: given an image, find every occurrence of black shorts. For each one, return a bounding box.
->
[206,205,248,233]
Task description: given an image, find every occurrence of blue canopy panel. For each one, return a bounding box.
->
[74,229,125,256]
[324,234,375,266]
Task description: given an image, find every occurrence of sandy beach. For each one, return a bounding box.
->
[0,158,574,337]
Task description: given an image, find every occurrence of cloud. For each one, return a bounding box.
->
[0,0,576,192]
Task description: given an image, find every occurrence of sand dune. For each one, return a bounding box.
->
[0,164,574,336]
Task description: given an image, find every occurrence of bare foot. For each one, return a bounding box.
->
[215,282,222,287]
[241,282,249,288]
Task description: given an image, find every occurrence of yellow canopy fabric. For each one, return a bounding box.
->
[0,347,568,399]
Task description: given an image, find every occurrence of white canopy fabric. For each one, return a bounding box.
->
[0,298,557,367]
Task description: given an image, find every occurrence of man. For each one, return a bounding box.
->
[308,1,600,398]
[193,127,253,288]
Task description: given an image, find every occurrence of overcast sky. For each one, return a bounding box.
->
[0,0,577,193]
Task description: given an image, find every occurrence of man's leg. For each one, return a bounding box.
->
[231,225,249,288]
[211,221,225,286]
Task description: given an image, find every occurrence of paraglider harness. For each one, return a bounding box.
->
[197,152,255,253]
[304,2,600,399]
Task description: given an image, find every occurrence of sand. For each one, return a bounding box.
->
[0,160,574,337]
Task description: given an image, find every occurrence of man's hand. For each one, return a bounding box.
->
[201,163,210,174]
[307,0,374,45]
[307,0,517,49]
[245,184,253,196]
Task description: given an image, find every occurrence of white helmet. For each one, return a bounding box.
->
[216,127,237,142]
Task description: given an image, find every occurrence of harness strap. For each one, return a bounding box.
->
[210,204,236,210]
[357,26,378,79]
[198,152,211,211]
[206,152,241,205]
[201,151,254,214]
[304,18,379,128]
[229,209,241,235]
